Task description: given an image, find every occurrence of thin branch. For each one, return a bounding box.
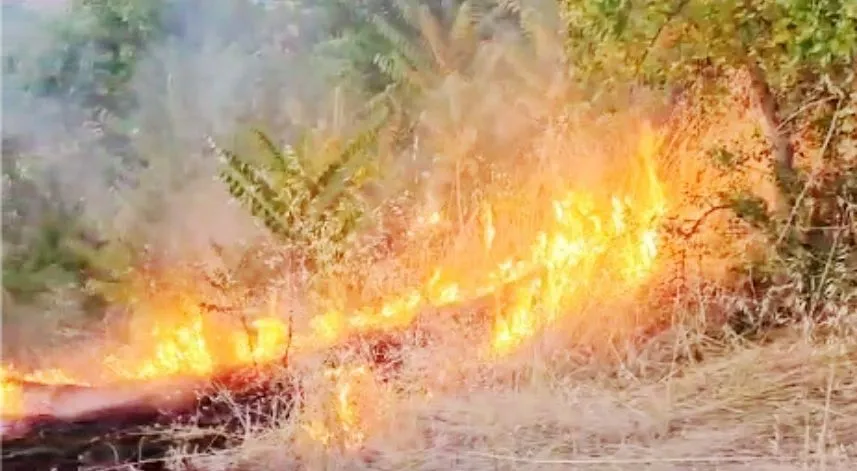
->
[239,314,257,368]
[673,204,732,239]
[778,95,839,131]
[809,230,842,317]
[283,310,294,367]
[775,97,845,248]
[746,56,794,176]
[634,0,690,78]
[816,362,837,471]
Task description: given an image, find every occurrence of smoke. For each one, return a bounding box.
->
[1,0,607,352]
[0,0,560,254]
[0,0,355,358]
[2,0,342,255]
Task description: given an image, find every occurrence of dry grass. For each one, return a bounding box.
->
[6,8,853,471]
[161,312,857,471]
[152,24,856,471]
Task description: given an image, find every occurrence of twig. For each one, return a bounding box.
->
[817,362,836,471]
[634,0,690,78]
[778,96,839,131]
[674,204,731,239]
[775,97,844,248]
[240,314,257,368]
[284,310,294,367]
[810,230,842,317]
[97,449,237,471]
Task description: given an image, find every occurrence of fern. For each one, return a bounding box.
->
[313,108,389,208]
[219,146,292,238]
[327,0,497,96]
[214,108,387,274]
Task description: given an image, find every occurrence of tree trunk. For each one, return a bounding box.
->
[1,367,296,471]
[0,332,407,470]
[746,58,796,215]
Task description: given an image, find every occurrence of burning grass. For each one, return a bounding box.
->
[2,11,855,471]
[7,103,854,466]
[0,117,670,413]
[147,317,857,471]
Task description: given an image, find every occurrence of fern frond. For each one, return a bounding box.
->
[214,106,382,274]
[218,147,291,238]
[313,109,388,210]
[371,14,430,72]
[251,128,292,174]
[390,0,422,28]
[499,0,523,14]
[450,1,477,42]
[373,52,414,88]
[418,4,451,73]
[252,129,318,195]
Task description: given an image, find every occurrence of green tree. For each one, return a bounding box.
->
[560,0,857,324]
[562,0,856,199]
[8,0,167,115]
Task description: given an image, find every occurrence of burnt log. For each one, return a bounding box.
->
[0,320,431,470]
[0,333,408,471]
[1,365,296,471]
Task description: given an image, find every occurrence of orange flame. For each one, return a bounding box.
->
[303,365,377,449]
[0,368,24,418]
[0,124,669,430]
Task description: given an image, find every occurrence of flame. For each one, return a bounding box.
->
[0,124,669,435]
[0,368,23,418]
[0,366,89,419]
[293,122,667,355]
[303,365,376,449]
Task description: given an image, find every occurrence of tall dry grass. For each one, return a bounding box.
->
[151,17,857,471]
[170,314,857,471]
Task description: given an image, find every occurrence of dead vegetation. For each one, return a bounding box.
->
[162,318,855,471]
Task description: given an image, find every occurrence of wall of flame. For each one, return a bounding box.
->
[0,122,671,451]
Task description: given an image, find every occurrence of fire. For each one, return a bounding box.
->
[303,365,378,450]
[0,366,89,419]
[294,122,667,355]
[489,153,665,353]
[0,123,669,434]
[0,368,24,418]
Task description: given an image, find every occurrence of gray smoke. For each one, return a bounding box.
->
[2,0,340,248]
